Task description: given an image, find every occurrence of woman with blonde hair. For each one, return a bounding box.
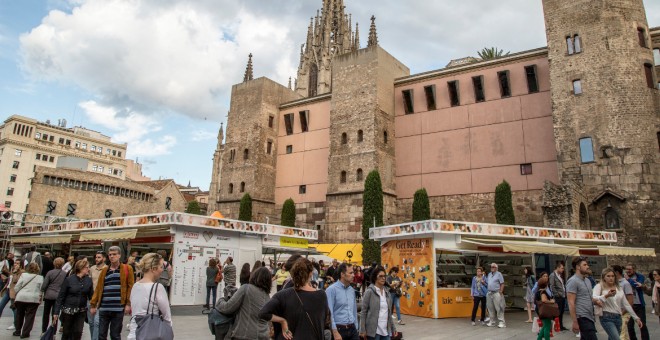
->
[13,262,44,338]
[41,257,66,334]
[128,252,172,340]
[53,258,93,340]
[593,268,642,340]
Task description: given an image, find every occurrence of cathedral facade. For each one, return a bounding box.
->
[209,0,660,254]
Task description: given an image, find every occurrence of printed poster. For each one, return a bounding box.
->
[381,238,434,318]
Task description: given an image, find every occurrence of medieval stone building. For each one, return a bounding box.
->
[209,0,659,256]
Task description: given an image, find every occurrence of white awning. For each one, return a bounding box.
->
[79,229,138,241]
[597,246,656,257]
[502,241,580,256]
[12,235,72,244]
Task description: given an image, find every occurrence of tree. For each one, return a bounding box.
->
[412,188,430,221]
[362,170,383,264]
[495,180,515,225]
[281,198,296,227]
[239,193,252,221]
[186,200,202,215]
[477,47,510,60]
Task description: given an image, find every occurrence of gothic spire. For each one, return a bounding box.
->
[243,53,253,82]
[288,77,292,89]
[367,15,378,47]
[354,22,360,50]
[216,122,224,149]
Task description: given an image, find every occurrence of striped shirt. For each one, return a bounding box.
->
[99,267,123,312]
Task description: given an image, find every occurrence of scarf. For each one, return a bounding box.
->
[653,280,660,304]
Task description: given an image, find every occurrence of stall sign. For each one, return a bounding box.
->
[437,289,474,318]
[381,238,434,318]
[280,236,308,249]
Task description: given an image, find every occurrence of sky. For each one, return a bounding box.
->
[1,0,659,190]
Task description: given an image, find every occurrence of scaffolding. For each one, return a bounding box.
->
[0,211,77,255]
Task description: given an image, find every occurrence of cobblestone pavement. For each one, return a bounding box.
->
[1,304,658,339]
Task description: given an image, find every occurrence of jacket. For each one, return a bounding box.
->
[216,284,270,340]
[360,285,396,338]
[54,275,94,315]
[471,275,488,297]
[42,269,67,300]
[206,267,219,287]
[626,272,646,306]
[15,272,44,303]
[548,271,566,298]
[90,264,135,308]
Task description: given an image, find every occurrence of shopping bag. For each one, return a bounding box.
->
[40,324,57,340]
[532,317,540,333]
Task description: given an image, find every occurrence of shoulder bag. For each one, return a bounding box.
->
[293,289,326,340]
[537,291,560,319]
[134,283,174,340]
[214,267,223,284]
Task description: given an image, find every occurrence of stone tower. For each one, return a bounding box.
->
[208,123,224,213]
[542,0,659,248]
[211,55,301,220]
[295,0,360,98]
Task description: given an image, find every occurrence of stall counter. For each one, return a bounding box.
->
[436,288,474,318]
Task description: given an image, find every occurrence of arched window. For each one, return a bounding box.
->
[340,171,347,183]
[309,63,318,97]
[243,149,249,160]
[356,168,363,181]
[240,182,245,193]
[229,183,234,194]
[383,131,388,144]
[357,130,363,142]
[341,133,348,144]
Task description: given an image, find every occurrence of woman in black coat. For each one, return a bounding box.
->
[53,259,94,340]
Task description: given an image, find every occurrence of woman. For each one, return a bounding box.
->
[1,260,24,330]
[52,258,93,340]
[13,262,44,338]
[274,264,289,292]
[259,258,328,339]
[470,266,488,326]
[532,272,552,297]
[62,256,75,274]
[650,269,659,322]
[535,277,555,340]
[216,267,272,339]
[41,257,66,334]
[386,267,405,325]
[354,266,364,298]
[523,266,536,323]
[128,253,172,340]
[127,256,137,280]
[239,263,251,286]
[252,261,262,273]
[206,258,220,309]
[593,268,642,340]
[360,266,398,340]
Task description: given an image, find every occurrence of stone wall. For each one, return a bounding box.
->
[215,200,277,224]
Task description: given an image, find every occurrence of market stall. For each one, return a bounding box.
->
[10,212,318,306]
[369,219,656,319]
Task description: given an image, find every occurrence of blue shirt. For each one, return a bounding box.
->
[325,280,358,330]
[531,282,553,297]
[99,268,123,312]
[471,276,488,297]
[487,271,504,292]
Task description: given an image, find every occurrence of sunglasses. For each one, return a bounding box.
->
[377,274,386,278]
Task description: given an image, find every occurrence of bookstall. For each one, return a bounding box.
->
[369,219,655,319]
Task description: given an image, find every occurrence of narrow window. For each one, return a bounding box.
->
[525,65,539,93]
[308,63,318,97]
[356,168,363,181]
[447,80,460,106]
[573,79,582,94]
[286,145,293,154]
[384,131,388,144]
[520,163,533,175]
[402,89,414,114]
[654,49,660,66]
[341,133,348,145]
[12,161,19,169]
[357,130,363,142]
[284,113,294,135]
[165,197,172,209]
[472,76,485,102]
[67,203,77,217]
[35,153,41,160]
[9,175,16,182]
[42,154,48,161]
[243,148,249,160]
[49,156,54,162]
[340,171,347,183]
[240,182,245,193]
[59,137,64,144]
[299,185,306,194]
[4,202,10,209]
[266,141,273,155]
[49,135,54,142]
[644,63,654,88]
[299,110,309,132]
[637,28,647,48]
[46,201,57,214]
[35,132,41,139]
[579,137,595,163]
[566,36,574,55]
[268,115,274,128]
[6,187,14,196]
[498,71,511,97]
[229,149,235,162]
[424,85,436,110]
[229,183,234,194]
[573,34,581,53]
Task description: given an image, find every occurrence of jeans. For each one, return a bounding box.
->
[486,291,505,325]
[61,311,86,340]
[337,325,359,340]
[87,302,100,340]
[555,296,566,329]
[577,317,598,340]
[0,290,12,318]
[600,312,623,340]
[206,285,217,307]
[98,310,124,340]
[391,295,401,321]
[42,298,56,333]
[538,318,552,340]
[14,301,39,336]
[367,335,391,340]
[471,296,486,322]
[627,304,649,340]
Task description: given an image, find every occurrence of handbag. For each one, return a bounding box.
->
[532,317,540,333]
[206,298,235,336]
[214,269,223,284]
[40,324,57,340]
[538,301,560,319]
[134,283,174,340]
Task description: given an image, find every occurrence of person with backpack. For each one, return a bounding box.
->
[157,250,172,296]
[41,257,65,334]
[23,246,43,274]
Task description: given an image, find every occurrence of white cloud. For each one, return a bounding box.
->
[79,100,176,157]
[191,129,216,142]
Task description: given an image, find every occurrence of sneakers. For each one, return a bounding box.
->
[498,322,506,328]
[576,332,581,338]
[397,320,405,325]
[7,325,15,330]
[471,321,476,326]
[486,322,495,327]
[484,317,490,322]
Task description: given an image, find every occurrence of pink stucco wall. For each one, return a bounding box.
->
[275,99,331,204]
[394,56,559,199]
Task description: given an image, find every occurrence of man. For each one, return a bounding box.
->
[326,263,358,340]
[549,261,568,331]
[326,259,340,284]
[613,264,634,340]
[88,251,108,340]
[486,263,506,328]
[40,252,54,276]
[566,257,597,340]
[625,263,649,340]
[90,246,134,340]
[23,246,42,272]
[157,250,172,295]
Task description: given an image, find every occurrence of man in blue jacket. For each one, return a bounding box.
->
[625,263,649,340]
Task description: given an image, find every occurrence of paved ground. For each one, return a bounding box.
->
[0,304,658,339]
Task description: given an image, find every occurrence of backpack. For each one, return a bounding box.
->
[158,262,171,287]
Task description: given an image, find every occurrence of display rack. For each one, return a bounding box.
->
[480,254,531,309]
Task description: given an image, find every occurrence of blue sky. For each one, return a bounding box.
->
[1,0,658,190]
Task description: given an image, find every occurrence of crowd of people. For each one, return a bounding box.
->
[469,257,660,340]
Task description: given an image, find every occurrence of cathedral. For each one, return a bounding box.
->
[209,0,659,255]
